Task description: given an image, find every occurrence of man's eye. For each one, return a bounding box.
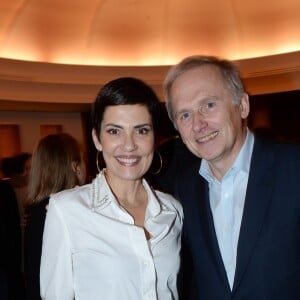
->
[206,101,216,109]
[179,112,191,121]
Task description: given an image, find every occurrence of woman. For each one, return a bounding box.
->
[40,77,183,300]
[24,133,86,300]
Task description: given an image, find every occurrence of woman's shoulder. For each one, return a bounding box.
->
[50,183,91,208]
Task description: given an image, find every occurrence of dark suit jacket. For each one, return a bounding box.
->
[152,137,300,300]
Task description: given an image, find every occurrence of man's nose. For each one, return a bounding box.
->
[192,110,207,131]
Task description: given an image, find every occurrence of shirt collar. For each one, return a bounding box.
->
[90,170,112,210]
[232,128,254,175]
[90,170,162,218]
[200,129,254,182]
[144,183,162,219]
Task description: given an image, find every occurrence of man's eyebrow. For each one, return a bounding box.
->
[174,109,190,119]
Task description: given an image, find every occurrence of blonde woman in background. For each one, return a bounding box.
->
[24,133,86,300]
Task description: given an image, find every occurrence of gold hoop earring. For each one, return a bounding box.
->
[150,150,163,175]
[96,151,101,173]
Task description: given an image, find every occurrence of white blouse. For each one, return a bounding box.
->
[40,172,183,300]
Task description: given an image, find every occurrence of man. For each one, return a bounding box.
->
[156,55,300,299]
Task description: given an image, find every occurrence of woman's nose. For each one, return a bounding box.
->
[123,134,137,151]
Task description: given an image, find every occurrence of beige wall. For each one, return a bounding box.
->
[0,111,84,154]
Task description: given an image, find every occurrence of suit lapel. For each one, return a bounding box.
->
[233,138,275,293]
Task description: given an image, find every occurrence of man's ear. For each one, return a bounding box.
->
[92,129,102,151]
[239,93,250,119]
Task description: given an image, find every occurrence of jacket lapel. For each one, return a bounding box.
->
[232,138,275,293]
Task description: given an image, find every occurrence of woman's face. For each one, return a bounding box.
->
[92,104,154,183]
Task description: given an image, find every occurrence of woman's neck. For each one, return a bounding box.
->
[103,170,146,208]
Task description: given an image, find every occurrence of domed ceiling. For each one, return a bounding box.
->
[0,0,300,111]
[1,0,300,66]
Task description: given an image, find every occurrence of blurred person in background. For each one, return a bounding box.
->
[0,179,22,300]
[0,153,32,300]
[1,153,32,222]
[24,133,86,300]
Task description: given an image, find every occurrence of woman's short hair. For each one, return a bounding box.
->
[92,77,161,140]
[28,133,82,203]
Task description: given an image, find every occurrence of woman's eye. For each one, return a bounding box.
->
[137,128,150,135]
[107,128,119,135]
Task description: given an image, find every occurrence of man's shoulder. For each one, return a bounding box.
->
[254,136,300,159]
[251,137,300,179]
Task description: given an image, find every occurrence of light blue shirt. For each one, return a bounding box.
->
[199,130,254,289]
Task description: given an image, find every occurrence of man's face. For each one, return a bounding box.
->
[169,65,249,175]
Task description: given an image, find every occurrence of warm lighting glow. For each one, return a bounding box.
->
[0,49,42,63]
[0,0,300,66]
[229,46,300,61]
[274,44,300,57]
[1,45,300,67]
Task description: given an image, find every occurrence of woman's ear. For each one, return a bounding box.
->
[92,129,102,151]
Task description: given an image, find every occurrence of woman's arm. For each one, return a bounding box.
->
[40,198,74,300]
